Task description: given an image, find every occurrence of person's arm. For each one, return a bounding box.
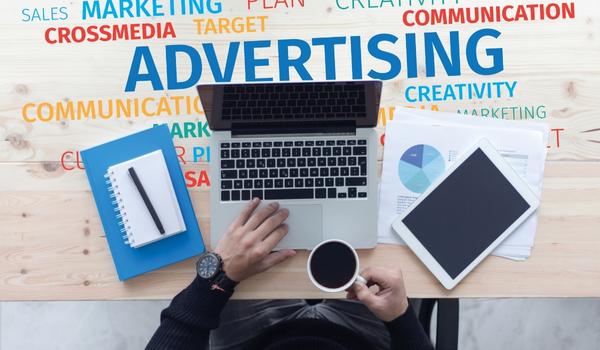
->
[347,267,434,350]
[147,199,296,350]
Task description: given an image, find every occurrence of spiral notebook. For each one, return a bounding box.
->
[106,150,186,248]
[81,125,204,281]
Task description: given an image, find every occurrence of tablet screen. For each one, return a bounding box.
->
[402,148,531,278]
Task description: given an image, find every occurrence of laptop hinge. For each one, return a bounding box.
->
[231,121,356,137]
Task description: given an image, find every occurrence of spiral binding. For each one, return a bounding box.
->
[105,171,135,246]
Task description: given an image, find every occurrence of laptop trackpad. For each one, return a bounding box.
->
[275,204,323,250]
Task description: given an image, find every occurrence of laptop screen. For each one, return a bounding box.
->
[197,81,381,131]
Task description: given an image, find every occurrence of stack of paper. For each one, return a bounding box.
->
[377,108,549,260]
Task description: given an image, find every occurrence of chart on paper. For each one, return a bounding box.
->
[398,144,446,194]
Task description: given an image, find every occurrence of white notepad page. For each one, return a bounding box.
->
[107,150,186,248]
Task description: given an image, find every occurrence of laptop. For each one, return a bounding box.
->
[197,80,382,249]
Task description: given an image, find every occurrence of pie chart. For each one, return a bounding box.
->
[398,144,445,193]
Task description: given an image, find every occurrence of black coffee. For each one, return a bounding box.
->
[310,241,357,289]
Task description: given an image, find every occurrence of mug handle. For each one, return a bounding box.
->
[355,274,368,285]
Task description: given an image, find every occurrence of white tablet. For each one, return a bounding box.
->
[392,138,540,290]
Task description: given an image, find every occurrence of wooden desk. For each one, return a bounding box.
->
[1,1,600,300]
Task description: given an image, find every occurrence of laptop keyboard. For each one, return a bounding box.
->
[220,139,368,201]
[221,82,367,120]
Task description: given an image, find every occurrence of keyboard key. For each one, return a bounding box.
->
[221,191,230,201]
[305,178,314,187]
[348,187,357,198]
[221,160,234,169]
[338,157,346,166]
[252,142,262,147]
[236,159,245,168]
[231,150,240,158]
[241,149,250,158]
[328,158,336,166]
[300,168,309,177]
[294,141,303,146]
[280,169,289,177]
[261,149,271,157]
[353,146,367,155]
[257,159,266,168]
[346,177,367,186]
[251,149,260,158]
[284,141,293,147]
[221,143,230,148]
[290,168,299,177]
[244,180,253,188]
[262,142,272,147]
[338,193,347,198]
[277,159,286,167]
[336,140,346,145]
[265,189,313,200]
[249,169,258,178]
[295,179,304,187]
[231,142,240,148]
[316,140,325,146]
[239,170,248,178]
[282,149,291,157]
[275,179,284,188]
[274,141,283,147]
[221,170,237,179]
[323,147,332,156]
[221,180,233,189]
[316,178,324,187]
[234,180,243,189]
[254,180,263,188]
[252,190,264,199]
[315,188,326,198]
[265,179,274,188]
[351,167,360,176]
[287,159,296,167]
[320,168,329,177]
[331,168,339,177]
[327,188,337,198]
[343,147,352,155]
[358,192,367,198]
[333,147,342,156]
[298,158,306,167]
[347,140,357,145]
[267,159,276,168]
[348,157,357,166]
[305,141,314,146]
[242,190,250,200]
[272,148,281,157]
[259,169,268,178]
[232,190,241,201]
[318,157,326,166]
[247,159,256,168]
[269,169,278,178]
[358,140,367,145]
[221,150,230,159]
[335,178,344,187]
[242,142,251,148]
[326,178,334,187]
[341,167,349,176]
[308,158,316,167]
[310,168,319,177]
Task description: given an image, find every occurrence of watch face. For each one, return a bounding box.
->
[198,254,220,279]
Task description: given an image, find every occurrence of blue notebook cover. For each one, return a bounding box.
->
[81,124,204,280]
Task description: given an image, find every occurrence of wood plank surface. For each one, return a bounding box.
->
[1,0,599,300]
[1,161,599,300]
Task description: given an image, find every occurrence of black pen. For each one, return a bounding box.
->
[128,166,165,234]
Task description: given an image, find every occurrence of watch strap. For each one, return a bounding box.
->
[210,271,238,293]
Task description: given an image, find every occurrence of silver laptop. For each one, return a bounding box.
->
[197,80,382,249]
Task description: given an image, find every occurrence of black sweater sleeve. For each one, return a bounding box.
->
[385,304,435,350]
[146,276,233,350]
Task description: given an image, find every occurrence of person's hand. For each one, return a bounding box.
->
[215,198,296,282]
[347,266,409,322]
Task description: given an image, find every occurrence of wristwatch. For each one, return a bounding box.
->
[196,252,238,293]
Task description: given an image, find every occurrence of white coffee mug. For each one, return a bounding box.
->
[307,239,367,293]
